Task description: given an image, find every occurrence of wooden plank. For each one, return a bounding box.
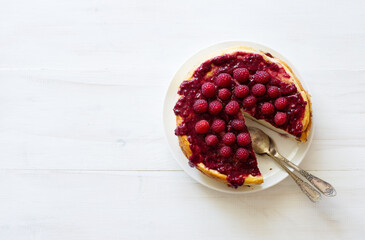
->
[0,170,363,239]
[0,0,364,71]
[0,71,363,171]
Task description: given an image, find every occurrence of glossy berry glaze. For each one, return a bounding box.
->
[173,51,307,187]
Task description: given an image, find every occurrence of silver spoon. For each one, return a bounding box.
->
[248,127,336,197]
[248,127,335,202]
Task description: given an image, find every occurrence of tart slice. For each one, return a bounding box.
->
[173,46,312,188]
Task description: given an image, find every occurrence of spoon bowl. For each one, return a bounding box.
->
[248,127,271,155]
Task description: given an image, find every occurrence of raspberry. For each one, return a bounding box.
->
[211,119,226,133]
[251,84,266,97]
[236,148,249,161]
[225,101,240,115]
[261,102,275,115]
[195,120,210,134]
[233,68,249,83]
[193,99,208,113]
[243,96,257,108]
[237,133,251,146]
[231,119,245,131]
[275,97,288,110]
[201,82,216,98]
[253,71,270,84]
[267,86,280,98]
[219,146,232,158]
[274,112,287,126]
[205,135,218,146]
[208,100,223,115]
[218,88,231,100]
[233,85,249,98]
[215,73,232,87]
[222,132,236,145]
[280,84,296,95]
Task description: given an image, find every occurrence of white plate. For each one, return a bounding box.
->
[163,41,314,194]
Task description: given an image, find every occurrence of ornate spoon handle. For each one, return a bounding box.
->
[268,152,322,202]
[273,152,336,197]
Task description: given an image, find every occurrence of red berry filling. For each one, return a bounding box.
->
[193,99,208,113]
[218,88,231,100]
[251,83,266,97]
[237,133,251,146]
[231,119,245,131]
[195,120,210,134]
[261,102,275,115]
[205,135,218,146]
[222,132,236,145]
[243,96,257,108]
[275,97,288,110]
[233,85,249,98]
[274,112,287,126]
[209,100,223,115]
[211,119,226,133]
[233,68,249,83]
[219,146,232,158]
[267,86,280,98]
[236,148,249,161]
[225,101,240,115]
[201,82,216,98]
[253,71,270,84]
[215,73,232,87]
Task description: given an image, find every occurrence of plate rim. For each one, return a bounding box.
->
[163,41,315,194]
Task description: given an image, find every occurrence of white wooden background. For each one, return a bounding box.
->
[0,0,364,239]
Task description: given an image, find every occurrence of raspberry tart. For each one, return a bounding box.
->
[173,46,312,188]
